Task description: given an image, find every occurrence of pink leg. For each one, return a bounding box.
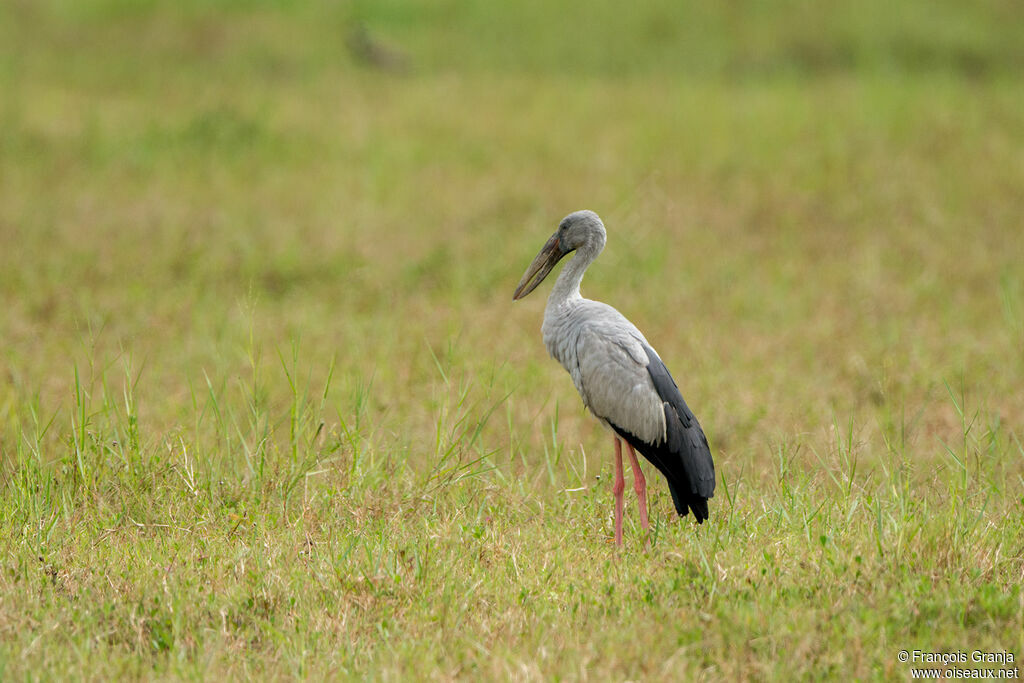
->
[625,442,649,533]
[612,436,625,546]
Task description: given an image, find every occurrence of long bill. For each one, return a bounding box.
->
[512,233,566,300]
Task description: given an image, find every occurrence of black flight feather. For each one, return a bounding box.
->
[608,343,715,522]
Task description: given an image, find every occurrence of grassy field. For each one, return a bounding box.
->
[2,1,1023,679]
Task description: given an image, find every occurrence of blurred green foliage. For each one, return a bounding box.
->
[0,1,1022,679]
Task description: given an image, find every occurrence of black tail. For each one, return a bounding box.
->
[608,343,716,523]
[612,422,712,523]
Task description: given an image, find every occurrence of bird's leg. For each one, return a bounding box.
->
[612,436,625,546]
[625,442,649,534]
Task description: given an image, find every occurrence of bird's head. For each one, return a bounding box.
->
[513,210,606,300]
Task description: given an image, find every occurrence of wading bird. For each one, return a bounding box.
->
[513,210,715,545]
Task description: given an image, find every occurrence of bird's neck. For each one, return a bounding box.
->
[547,242,600,311]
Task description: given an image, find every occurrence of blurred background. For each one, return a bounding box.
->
[3,0,1022,451]
[2,1,1023,677]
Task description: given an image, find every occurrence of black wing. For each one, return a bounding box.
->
[608,343,715,522]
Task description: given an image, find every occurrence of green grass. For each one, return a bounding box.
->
[2,1,1024,679]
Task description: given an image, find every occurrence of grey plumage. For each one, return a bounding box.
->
[514,210,715,523]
